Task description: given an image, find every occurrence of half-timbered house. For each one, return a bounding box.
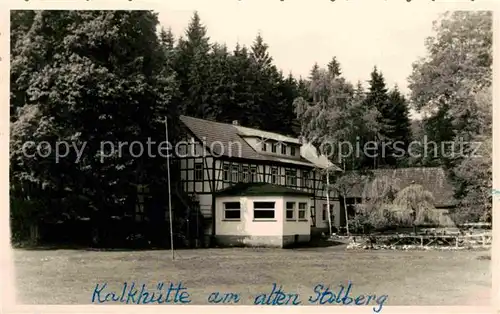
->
[174,115,342,247]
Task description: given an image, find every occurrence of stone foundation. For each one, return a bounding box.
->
[215,234,311,248]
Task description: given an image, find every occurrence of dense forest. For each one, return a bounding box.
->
[9,10,492,245]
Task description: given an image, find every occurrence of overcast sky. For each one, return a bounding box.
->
[156,0,470,118]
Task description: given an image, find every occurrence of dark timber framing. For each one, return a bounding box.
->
[173,124,338,236]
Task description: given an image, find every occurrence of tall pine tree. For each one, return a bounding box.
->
[363,67,389,168]
[175,12,212,118]
[249,33,287,132]
[386,85,412,167]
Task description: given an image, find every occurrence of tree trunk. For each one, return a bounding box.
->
[412,208,417,235]
[326,171,332,237]
[29,222,39,245]
[343,192,350,236]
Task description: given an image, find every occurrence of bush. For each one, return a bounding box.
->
[449,205,491,226]
[347,203,403,234]
[10,197,45,245]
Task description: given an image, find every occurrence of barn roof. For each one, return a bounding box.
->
[346,167,457,208]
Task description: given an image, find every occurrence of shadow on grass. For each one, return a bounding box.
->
[477,254,491,260]
[14,238,348,252]
[287,238,347,250]
[13,243,193,252]
[13,243,90,251]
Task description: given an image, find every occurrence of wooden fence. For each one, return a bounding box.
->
[346,222,492,250]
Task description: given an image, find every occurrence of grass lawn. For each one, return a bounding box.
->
[13,247,491,306]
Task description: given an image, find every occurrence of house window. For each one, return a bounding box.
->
[286,169,297,186]
[262,143,267,152]
[231,165,239,182]
[258,167,264,182]
[250,166,257,182]
[135,185,150,222]
[271,143,277,153]
[281,144,287,154]
[253,201,275,220]
[242,165,249,182]
[290,146,296,156]
[222,163,230,182]
[194,163,203,181]
[302,170,309,188]
[223,202,241,220]
[271,167,278,184]
[286,202,296,220]
[298,202,307,220]
[322,204,334,221]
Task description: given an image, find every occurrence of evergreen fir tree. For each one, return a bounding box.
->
[363,67,389,168]
[387,85,412,167]
[309,62,320,81]
[327,57,342,78]
[297,77,310,100]
[276,73,300,136]
[249,33,284,131]
[250,33,273,71]
[175,11,212,117]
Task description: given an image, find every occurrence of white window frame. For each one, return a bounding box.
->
[322,203,334,221]
[271,167,278,184]
[302,170,310,188]
[286,169,297,186]
[253,201,276,220]
[222,163,230,182]
[298,202,308,220]
[223,202,241,221]
[250,166,257,182]
[194,163,203,181]
[271,143,277,153]
[231,164,239,182]
[241,165,249,182]
[286,202,296,221]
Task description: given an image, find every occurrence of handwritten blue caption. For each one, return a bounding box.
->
[92,281,388,312]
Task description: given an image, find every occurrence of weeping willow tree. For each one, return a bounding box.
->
[352,177,443,233]
[350,175,401,233]
[391,184,441,230]
[362,175,401,204]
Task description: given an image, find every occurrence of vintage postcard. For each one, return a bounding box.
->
[1,0,498,313]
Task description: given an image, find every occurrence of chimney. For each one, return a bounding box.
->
[232,120,239,126]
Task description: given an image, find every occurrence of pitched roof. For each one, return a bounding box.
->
[346,167,457,208]
[234,125,301,145]
[179,115,341,170]
[214,182,314,197]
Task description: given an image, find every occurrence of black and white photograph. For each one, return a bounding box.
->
[5,0,495,310]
